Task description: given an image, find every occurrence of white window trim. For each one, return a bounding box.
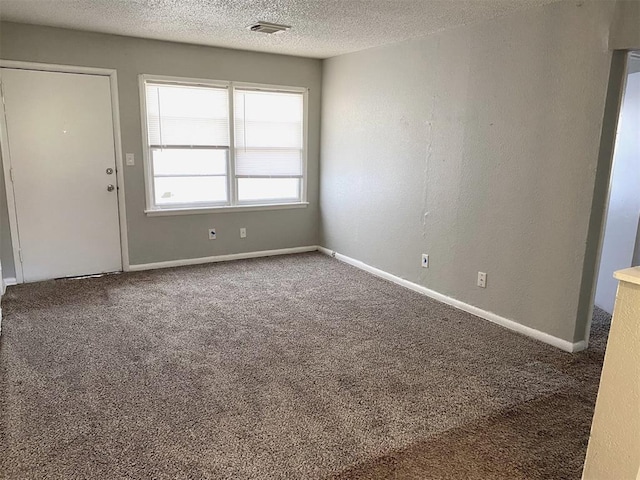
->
[138,74,309,216]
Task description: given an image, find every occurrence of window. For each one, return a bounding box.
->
[234,89,304,203]
[145,82,230,207]
[140,75,307,213]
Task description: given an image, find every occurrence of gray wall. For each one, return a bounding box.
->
[610,0,640,51]
[320,0,625,344]
[0,151,11,279]
[0,149,3,290]
[634,216,640,267]
[595,69,640,314]
[0,22,322,271]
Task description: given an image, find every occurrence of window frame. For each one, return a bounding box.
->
[138,74,309,215]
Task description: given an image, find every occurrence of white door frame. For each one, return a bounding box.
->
[0,60,130,283]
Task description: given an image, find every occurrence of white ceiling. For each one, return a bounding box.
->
[0,0,558,59]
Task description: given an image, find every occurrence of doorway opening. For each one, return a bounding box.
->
[582,50,640,347]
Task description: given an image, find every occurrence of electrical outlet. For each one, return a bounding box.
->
[421,254,429,268]
[240,227,247,238]
[208,228,217,240]
[125,153,135,166]
[477,272,487,288]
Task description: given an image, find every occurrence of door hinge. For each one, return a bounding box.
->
[18,249,23,263]
[9,167,14,183]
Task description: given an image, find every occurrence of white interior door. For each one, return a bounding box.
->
[1,68,122,282]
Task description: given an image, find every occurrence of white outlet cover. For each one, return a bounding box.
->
[125,153,135,166]
[240,228,246,238]
[421,254,429,268]
[208,228,217,240]
[477,272,487,288]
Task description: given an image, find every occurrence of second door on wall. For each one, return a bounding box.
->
[1,67,122,282]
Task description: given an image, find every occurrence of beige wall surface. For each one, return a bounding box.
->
[0,22,322,273]
[320,0,623,344]
[583,277,640,479]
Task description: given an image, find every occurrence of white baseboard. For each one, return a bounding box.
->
[318,247,585,353]
[129,246,319,272]
[1,246,585,352]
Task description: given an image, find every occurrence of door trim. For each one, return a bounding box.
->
[0,60,130,283]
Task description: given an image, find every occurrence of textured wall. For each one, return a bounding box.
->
[0,22,321,269]
[595,71,640,314]
[320,0,619,343]
[583,275,640,479]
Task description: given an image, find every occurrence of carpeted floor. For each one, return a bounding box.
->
[0,252,610,479]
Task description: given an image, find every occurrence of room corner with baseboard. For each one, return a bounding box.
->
[1,0,640,478]
[316,247,587,353]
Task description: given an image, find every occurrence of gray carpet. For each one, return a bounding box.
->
[0,252,609,479]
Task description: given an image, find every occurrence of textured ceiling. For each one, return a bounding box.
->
[0,0,559,59]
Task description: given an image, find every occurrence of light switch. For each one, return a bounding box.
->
[125,153,135,166]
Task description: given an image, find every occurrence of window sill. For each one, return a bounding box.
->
[145,202,309,217]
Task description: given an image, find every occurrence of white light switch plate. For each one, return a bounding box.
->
[125,153,135,166]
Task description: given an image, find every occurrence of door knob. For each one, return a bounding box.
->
[107,184,115,192]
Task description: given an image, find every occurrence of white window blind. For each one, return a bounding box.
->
[144,82,230,207]
[141,76,307,211]
[145,83,229,147]
[234,89,304,203]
